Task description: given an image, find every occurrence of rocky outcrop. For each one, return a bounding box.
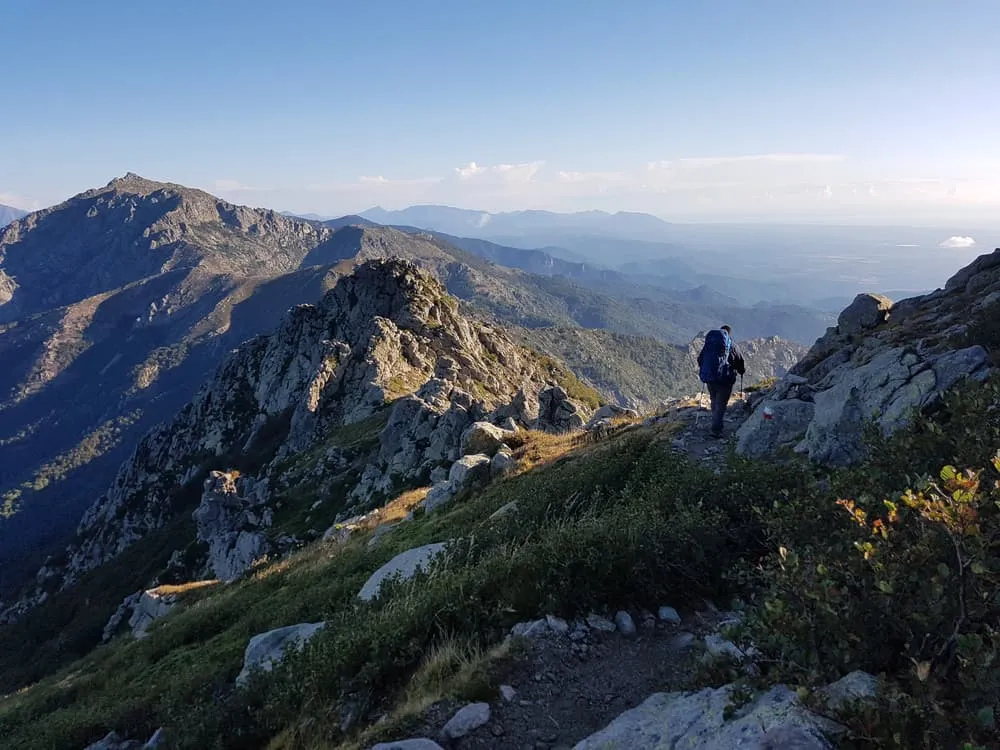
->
[192,471,272,581]
[236,622,327,686]
[6,260,583,616]
[737,251,999,465]
[573,683,834,749]
[358,542,449,602]
[536,385,589,432]
[460,421,515,456]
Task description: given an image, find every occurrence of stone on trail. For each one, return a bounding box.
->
[236,622,326,686]
[500,684,517,702]
[658,606,682,625]
[586,613,617,632]
[370,740,445,750]
[358,542,449,601]
[614,610,637,637]
[573,684,833,750]
[545,614,570,635]
[441,702,491,740]
[511,618,550,638]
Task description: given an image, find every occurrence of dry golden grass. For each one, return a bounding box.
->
[361,487,430,528]
[336,636,512,750]
[152,580,218,597]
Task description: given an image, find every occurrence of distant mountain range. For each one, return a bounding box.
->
[361,204,674,242]
[0,174,828,600]
[0,205,28,228]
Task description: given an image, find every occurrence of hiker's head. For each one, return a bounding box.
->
[721,325,732,335]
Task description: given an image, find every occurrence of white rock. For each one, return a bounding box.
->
[817,670,878,711]
[128,589,177,639]
[370,740,445,750]
[422,482,456,514]
[703,633,746,661]
[573,684,833,749]
[614,611,637,637]
[358,542,449,601]
[236,621,326,686]
[657,606,682,625]
[511,619,549,638]
[586,614,616,632]
[448,454,492,487]
[545,615,569,635]
[441,702,491,740]
[461,422,513,456]
[490,448,517,477]
[488,501,518,520]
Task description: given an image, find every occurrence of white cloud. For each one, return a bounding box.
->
[939,236,977,249]
[454,161,544,183]
[214,179,263,192]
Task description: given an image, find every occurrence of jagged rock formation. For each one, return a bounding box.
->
[193,471,272,581]
[737,250,1000,464]
[4,260,592,619]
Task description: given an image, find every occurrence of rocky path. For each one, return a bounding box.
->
[396,606,738,750]
[652,392,753,469]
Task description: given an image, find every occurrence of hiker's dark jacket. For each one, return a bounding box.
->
[697,340,746,386]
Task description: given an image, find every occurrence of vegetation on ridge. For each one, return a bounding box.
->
[2,376,999,749]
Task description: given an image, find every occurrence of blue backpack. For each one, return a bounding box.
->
[699,329,732,384]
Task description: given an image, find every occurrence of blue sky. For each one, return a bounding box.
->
[3,0,1000,222]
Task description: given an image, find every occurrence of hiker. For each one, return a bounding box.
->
[697,325,746,438]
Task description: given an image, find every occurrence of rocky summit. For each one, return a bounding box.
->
[737,249,1000,464]
[3,258,593,620]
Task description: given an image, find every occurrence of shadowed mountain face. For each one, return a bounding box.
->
[0,176,818,599]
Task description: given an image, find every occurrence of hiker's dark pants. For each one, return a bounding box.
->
[707,381,733,435]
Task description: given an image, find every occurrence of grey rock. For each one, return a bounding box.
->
[441,702,491,740]
[429,466,449,483]
[461,421,514,456]
[585,404,639,428]
[511,619,550,638]
[128,588,178,639]
[658,606,682,625]
[358,542,449,601]
[837,293,893,335]
[500,684,517,702]
[573,684,832,750]
[448,454,492,488]
[586,614,617,632]
[142,728,167,749]
[490,447,517,477]
[703,633,746,661]
[192,471,272,581]
[236,621,326,686]
[370,740,445,750]
[545,615,570,635]
[817,670,878,711]
[488,501,519,520]
[423,481,457,514]
[614,610,637,637]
